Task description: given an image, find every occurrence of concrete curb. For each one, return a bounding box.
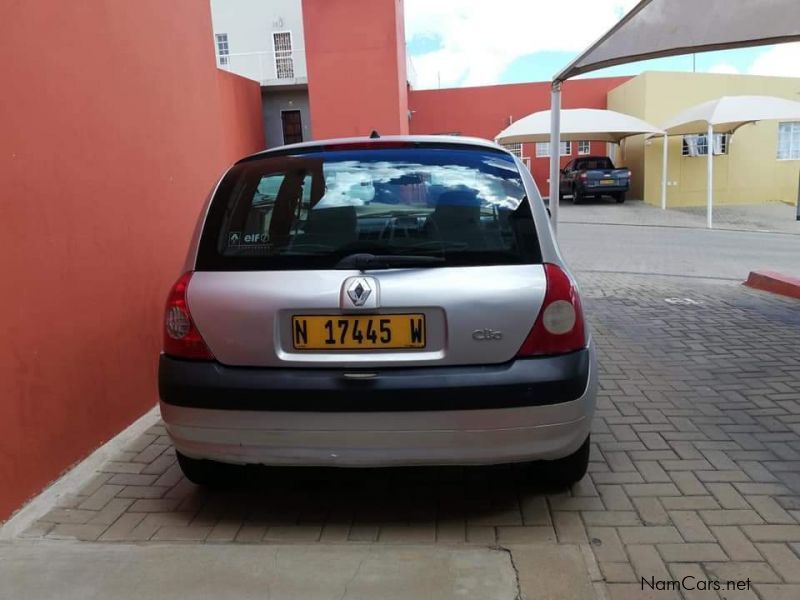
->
[562,219,800,236]
[745,271,800,300]
[0,542,519,600]
[0,405,160,540]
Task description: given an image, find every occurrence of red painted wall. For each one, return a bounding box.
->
[0,0,264,521]
[303,0,409,138]
[409,77,631,191]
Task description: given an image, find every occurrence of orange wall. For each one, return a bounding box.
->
[409,77,631,191]
[303,0,409,138]
[0,0,264,521]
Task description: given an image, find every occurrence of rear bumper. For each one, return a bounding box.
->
[581,184,628,194]
[159,349,591,412]
[159,346,597,467]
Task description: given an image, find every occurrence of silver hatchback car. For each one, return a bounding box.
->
[159,136,597,487]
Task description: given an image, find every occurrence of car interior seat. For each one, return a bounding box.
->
[425,188,486,250]
[300,205,358,250]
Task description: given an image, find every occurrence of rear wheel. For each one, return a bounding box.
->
[615,192,626,203]
[535,435,590,488]
[176,451,238,487]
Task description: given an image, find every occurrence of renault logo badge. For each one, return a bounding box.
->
[346,278,372,307]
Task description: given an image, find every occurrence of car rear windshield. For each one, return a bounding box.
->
[575,157,614,170]
[196,146,542,270]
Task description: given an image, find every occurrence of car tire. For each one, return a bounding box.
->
[615,192,626,203]
[536,435,591,488]
[176,451,238,487]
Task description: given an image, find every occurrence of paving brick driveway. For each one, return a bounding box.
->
[22,272,800,600]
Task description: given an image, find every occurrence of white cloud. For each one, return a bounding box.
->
[405,0,638,89]
[708,62,740,75]
[747,42,800,78]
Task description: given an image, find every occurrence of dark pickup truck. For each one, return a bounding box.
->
[560,156,631,204]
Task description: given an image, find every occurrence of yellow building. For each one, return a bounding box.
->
[607,71,800,207]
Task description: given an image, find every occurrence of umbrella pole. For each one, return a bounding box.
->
[706,123,713,228]
[661,134,668,209]
[548,81,562,235]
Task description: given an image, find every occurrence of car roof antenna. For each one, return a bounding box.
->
[369,130,380,139]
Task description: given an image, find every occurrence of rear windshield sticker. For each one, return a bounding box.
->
[228,231,269,245]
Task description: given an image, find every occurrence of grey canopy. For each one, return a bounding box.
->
[556,0,800,82]
[547,0,800,234]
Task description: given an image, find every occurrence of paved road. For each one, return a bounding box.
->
[12,271,800,600]
[4,223,800,600]
[558,199,800,235]
[560,222,800,280]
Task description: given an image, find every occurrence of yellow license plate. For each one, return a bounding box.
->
[600,179,615,185]
[292,314,426,350]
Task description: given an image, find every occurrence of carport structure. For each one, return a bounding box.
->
[546,0,800,233]
[495,108,662,198]
[496,109,662,146]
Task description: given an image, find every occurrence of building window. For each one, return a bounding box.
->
[535,141,571,157]
[578,141,591,155]
[777,122,800,160]
[682,133,729,156]
[281,110,303,145]
[215,33,229,66]
[273,32,294,79]
[502,143,522,157]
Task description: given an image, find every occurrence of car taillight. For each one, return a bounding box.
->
[625,170,632,178]
[163,272,214,360]
[517,264,586,357]
[580,173,588,180]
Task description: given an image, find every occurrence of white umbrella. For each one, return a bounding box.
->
[495,108,663,144]
[660,95,800,228]
[661,95,800,135]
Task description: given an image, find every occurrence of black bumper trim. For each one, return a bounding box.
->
[582,186,628,193]
[158,350,590,412]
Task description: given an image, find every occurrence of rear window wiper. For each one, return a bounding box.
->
[334,253,445,270]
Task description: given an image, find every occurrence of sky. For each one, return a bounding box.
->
[404,0,800,89]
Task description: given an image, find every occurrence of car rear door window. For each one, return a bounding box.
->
[197,146,542,270]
